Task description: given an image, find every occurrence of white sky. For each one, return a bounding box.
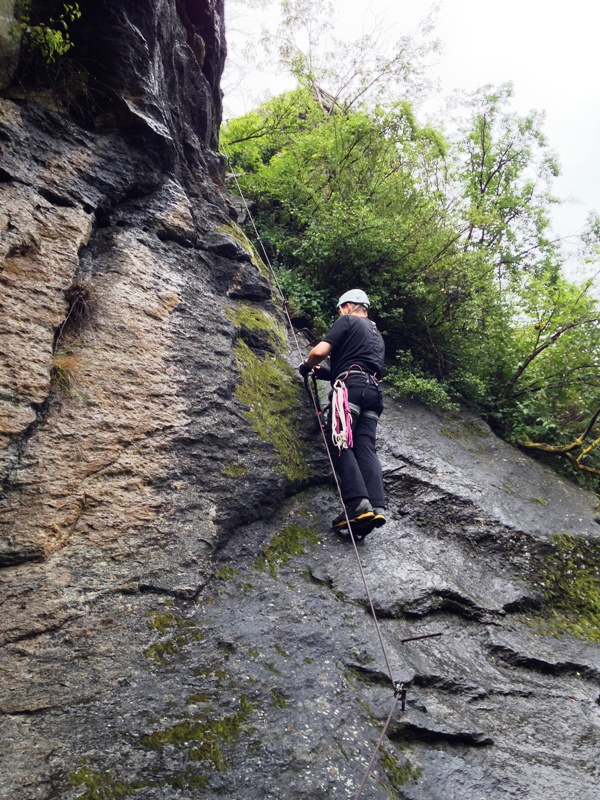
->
[223,0,600,272]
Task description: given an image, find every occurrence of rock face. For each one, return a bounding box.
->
[0,0,19,90]
[0,2,599,799]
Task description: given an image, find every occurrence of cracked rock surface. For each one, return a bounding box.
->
[2,397,599,799]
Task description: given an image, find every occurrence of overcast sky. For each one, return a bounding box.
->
[223,0,600,273]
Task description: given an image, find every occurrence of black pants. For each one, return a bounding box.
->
[326,374,385,509]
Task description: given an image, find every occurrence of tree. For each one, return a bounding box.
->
[494,275,600,476]
[224,0,441,115]
[221,7,600,483]
[452,83,560,283]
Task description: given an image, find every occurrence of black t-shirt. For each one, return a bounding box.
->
[323,315,385,381]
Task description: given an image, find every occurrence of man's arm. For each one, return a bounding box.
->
[305,340,332,369]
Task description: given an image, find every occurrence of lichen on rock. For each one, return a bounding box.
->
[217,220,269,279]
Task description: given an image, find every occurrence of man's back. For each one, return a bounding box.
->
[323,314,385,380]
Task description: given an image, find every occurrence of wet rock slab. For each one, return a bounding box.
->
[4,475,595,800]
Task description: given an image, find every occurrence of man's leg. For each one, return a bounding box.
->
[325,401,375,532]
[352,414,385,510]
[325,417,369,507]
[346,379,385,509]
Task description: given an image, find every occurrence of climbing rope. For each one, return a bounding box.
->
[302,376,396,685]
[353,696,401,800]
[224,154,305,358]
[223,149,405,797]
[331,379,353,450]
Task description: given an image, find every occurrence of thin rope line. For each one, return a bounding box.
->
[354,696,400,800]
[305,379,396,686]
[224,147,395,682]
[222,148,399,796]
[222,146,305,358]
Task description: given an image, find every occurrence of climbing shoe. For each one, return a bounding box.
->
[372,508,386,528]
[352,516,377,541]
[331,499,374,531]
[334,516,376,542]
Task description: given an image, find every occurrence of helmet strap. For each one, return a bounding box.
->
[347,303,367,316]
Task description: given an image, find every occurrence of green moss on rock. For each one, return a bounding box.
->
[234,340,309,482]
[141,697,256,773]
[146,610,176,634]
[165,770,209,791]
[144,611,204,667]
[217,222,268,278]
[253,523,320,577]
[215,565,239,581]
[532,533,600,641]
[224,463,248,478]
[70,764,209,797]
[271,688,288,708]
[380,750,422,793]
[187,692,210,705]
[226,303,284,340]
[69,766,144,799]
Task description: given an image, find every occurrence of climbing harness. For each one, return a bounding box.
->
[223,148,442,800]
[336,366,382,424]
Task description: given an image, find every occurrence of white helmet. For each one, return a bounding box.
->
[337,289,370,308]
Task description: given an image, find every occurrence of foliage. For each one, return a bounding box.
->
[18,1,81,64]
[488,275,600,478]
[263,0,440,110]
[222,2,600,482]
[386,352,458,411]
[274,266,330,331]
[453,83,560,279]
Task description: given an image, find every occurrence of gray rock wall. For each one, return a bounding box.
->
[0,0,19,90]
[1,2,599,799]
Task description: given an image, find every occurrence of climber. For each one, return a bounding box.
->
[299,289,386,539]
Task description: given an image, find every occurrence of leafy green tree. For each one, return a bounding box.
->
[453,83,560,281]
[269,0,440,110]
[221,5,600,482]
[495,275,600,470]
[18,1,81,64]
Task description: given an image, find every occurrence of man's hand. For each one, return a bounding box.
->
[313,364,331,381]
[298,362,312,378]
